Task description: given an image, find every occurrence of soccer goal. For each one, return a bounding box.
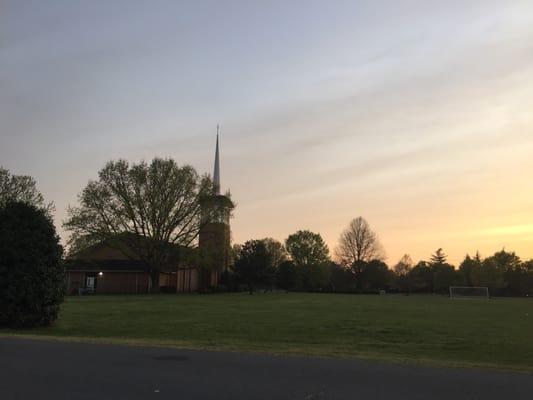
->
[449,286,489,299]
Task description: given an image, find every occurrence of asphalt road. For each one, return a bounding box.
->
[1,337,532,400]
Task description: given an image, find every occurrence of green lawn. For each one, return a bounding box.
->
[2,293,533,371]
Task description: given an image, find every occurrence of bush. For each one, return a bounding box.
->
[0,202,65,327]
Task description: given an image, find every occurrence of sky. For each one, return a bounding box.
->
[1,0,533,265]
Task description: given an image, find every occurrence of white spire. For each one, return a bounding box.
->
[213,125,221,195]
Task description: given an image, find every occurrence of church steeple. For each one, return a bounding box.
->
[213,125,221,195]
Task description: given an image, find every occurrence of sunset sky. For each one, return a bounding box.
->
[2,1,532,265]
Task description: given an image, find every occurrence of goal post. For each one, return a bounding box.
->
[449,286,489,299]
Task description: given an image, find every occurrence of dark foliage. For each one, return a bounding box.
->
[276,260,297,292]
[234,240,272,294]
[0,202,65,328]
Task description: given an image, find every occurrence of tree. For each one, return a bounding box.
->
[276,260,297,292]
[285,230,329,267]
[0,202,64,327]
[234,240,271,294]
[64,158,226,292]
[358,260,392,292]
[393,254,413,276]
[262,238,288,270]
[471,258,505,293]
[409,261,433,292]
[458,253,482,287]
[430,248,448,266]
[336,217,384,267]
[335,217,384,290]
[0,167,53,214]
[285,230,330,291]
[329,262,356,292]
[393,254,413,293]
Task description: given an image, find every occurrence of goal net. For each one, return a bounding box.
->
[449,286,489,299]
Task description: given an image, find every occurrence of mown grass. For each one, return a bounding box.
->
[2,293,533,370]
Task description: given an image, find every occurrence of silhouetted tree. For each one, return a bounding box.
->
[393,254,414,293]
[276,260,297,292]
[234,240,271,294]
[430,248,448,266]
[470,257,505,293]
[336,217,384,266]
[0,167,53,214]
[358,260,392,292]
[336,217,385,289]
[64,158,230,292]
[262,238,288,270]
[329,262,357,292]
[0,202,64,327]
[458,253,482,287]
[409,261,433,292]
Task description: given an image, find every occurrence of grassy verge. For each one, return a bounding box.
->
[2,293,533,371]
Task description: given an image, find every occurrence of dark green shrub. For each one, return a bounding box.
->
[0,202,65,327]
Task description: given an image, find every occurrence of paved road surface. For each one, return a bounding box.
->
[1,337,531,399]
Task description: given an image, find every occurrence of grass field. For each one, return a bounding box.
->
[2,293,533,371]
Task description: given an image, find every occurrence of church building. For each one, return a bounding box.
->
[64,133,232,294]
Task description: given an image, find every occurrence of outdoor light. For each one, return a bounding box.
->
[98,272,103,276]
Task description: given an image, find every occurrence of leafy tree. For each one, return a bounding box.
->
[262,238,288,270]
[276,260,297,292]
[0,167,53,214]
[329,262,356,292]
[458,253,482,287]
[0,202,64,327]
[358,260,392,292]
[393,254,414,293]
[64,158,227,292]
[393,254,413,276]
[432,263,462,293]
[409,261,433,292]
[285,230,330,291]
[295,262,331,291]
[468,249,521,295]
[285,230,329,267]
[234,240,271,294]
[471,258,505,292]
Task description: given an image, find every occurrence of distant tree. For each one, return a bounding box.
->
[358,260,392,292]
[335,218,385,291]
[0,167,53,214]
[285,230,329,267]
[433,263,462,293]
[262,238,288,270]
[285,230,330,291]
[336,217,384,267]
[295,262,331,291]
[487,249,522,295]
[470,257,505,293]
[458,253,482,287]
[329,262,357,292]
[409,261,433,292]
[276,260,297,292]
[234,240,271,294]
[64,158,227,292]
[393,254,413,276]
[0,202,64,327]
[521,260,533,296]
[430,248,448,266]
[393,254,414,293]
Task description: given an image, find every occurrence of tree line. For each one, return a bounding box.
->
[228,221,533,297]
[2,160,533,308]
